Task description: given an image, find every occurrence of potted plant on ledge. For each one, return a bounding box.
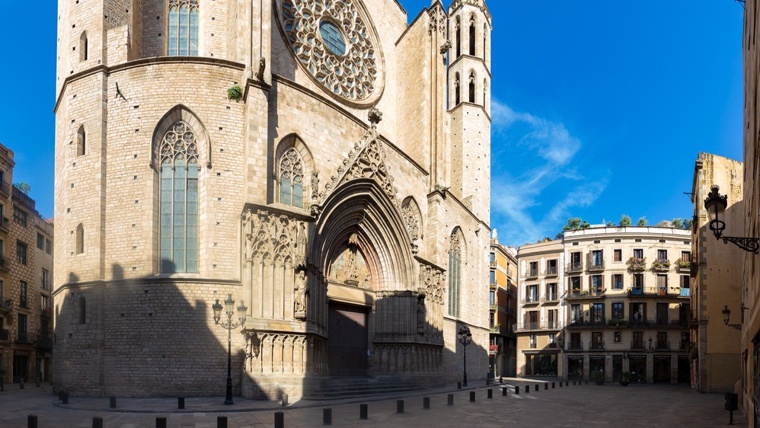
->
[619,371,631,386]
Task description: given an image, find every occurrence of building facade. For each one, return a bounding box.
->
[517,227,692,383]
[689,153,743,393]
[53,0,492,399]
[0,144,55,386]
[488,234,517,378]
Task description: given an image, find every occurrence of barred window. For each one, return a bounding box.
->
[159,121,199,273]
[168,0,199,56]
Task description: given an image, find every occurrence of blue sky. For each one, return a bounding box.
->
[0,1,744,248]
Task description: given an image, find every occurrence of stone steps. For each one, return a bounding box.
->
[305,377,424,400]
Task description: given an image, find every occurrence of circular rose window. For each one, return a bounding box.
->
[276,0,384,104]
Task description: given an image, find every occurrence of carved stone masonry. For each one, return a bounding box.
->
[242,209,308,267]
[428,4,447,36]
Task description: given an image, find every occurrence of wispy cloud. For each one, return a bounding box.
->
[490,99,608,246]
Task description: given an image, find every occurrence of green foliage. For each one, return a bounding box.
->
[227,85,243,101]
[671,218,683,228]
[636,217,647,227]
[563,217,582,231]
[13,182,31,194]
[683,218,693,229]
[606,221,614,227]
[619,215,631,227]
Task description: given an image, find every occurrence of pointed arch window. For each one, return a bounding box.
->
[76,125,86,157]
[79,31,88,61]
[469,16,476,56]
[168,0,199,56]
[75,223,84,254]
[483,79,488,107]
[455,73,461,105]
[448,229,463,317]
[455,16,461,58]
[483,23,488,60]
[468,72,476,103]
[279,148,304,208]
[159,121,199,273]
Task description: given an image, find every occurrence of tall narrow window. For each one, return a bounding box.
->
[279,148,304,208]
[469,16,476,55]
[483,79,487,107]
[483,23,487,60]
[159,121,199,273]
[75,223,84,254]
[448,229,463,317]
[77,125,86,156]
[454,73,461,105]
[168,0,199,56]
[79,31,88,61]
[455,16,461,57]
[468,72,475,103]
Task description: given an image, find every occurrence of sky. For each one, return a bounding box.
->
[0,1,745,248]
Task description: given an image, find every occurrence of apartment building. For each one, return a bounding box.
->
[0,143,54,385]
[489,235,517,377]
[517,227,692,383]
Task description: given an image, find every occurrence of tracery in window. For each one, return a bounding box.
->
[279,148,304,208]
[159,121,199,273]
[455,73,461,105]
[448,228,463,317]
[401,197,422,241]
[468,72,476,103]
[168,0,199,56]
[469,16,476,56]
[455,16,461,57]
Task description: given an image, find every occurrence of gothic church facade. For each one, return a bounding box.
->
[53,0,492,398]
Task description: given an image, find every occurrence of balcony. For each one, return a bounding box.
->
[0,299,11,314]
[587,259,605,272]
[489,260,497,269]
[526,268,539,279]
[590,341,605,350]
[522,296,540,306]
[543,294,560,304]
[0,180,10,198]
[567,318,607,329]
[489,282,497,290]
[656,340,670,350]
[628,287,684,299]
[0,256,9,272]
[0,329,9,342]
[627,257,647,272]
[652,259,671,272]
[566,289,606,300]
[41,306,52,319]
[679,341,692,351]
[568,340,584,351]
[546,266,558,277]
[631,340,646,350]
[566,262,583,274]
[37,335,53,351]
[517,322,541,331]
[0,217,8,233]
[675,258,691,273]
[16,333,33,345]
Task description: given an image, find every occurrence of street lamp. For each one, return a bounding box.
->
[458,325,472,386]
[212,292,247,405]
[722,305,746,331]
[704,185,760,253]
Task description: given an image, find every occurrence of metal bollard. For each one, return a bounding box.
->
[59,390,64,401]
[28,415,38,428]
[499,376,504,384]
[545,383,548,390]
[62,392,69,404]
[457,382,462,390]
[535,384,539,392]
[20,378,24,389]
[573,380,576,385]
[274,411,284,428]
[470,391,475,402]
[323,408,332,425]
[217,416,227,428]
[565,381,569,387]
[525,385,529,394]
[487,389,493,399]
[502,386,507,396]
[447,394,454,406]
[156,416,167,428]
[93,417,103,428]
[515,385,520,394]
[397,400,404,413]
[559,381,562,388]
[423,397,430,409]
[360,403,368,420]
[552,382,555,389]
[110,396,116,408]
[281,394,288,406]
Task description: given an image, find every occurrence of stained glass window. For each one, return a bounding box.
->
[168,0,199,56]
[159,122,199,273]
[448,230,462,317]
[279,148,304,208]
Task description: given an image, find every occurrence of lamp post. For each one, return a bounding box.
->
[212,293,247,405]
[704,185,760,253]
[458,325,472,386]
[722,305,747,331]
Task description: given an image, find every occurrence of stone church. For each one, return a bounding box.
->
[53,0,492,399]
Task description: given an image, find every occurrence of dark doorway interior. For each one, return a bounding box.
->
[12,355,28,383]
[677,355,690,383]
[629,356,646,383]
[653,356,671,383]
[328,302,368,376]
[612,355,623,382]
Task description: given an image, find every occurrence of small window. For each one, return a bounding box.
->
[17,314,27,342]
[37,233,45,250]
[614,332,621,343]
[76,224,84,255]
[612,302,624,320]
[469,16,476,55]
[613,249,622,262]
[455,16,461,57]
[12,206,28,227]
[16,240,27,265]
[489,270,495,284]
[20,281,27,308]
[41,268,50,291]
[454,73,461,105]
[468,72,475,103]
[489,290,495,306]
[633,248,643,259]
[168,0,199,56]
[612,274,623,290]
[278,148,304,208]
[45,239,52,255]
[79,31,88,61]
[77,125,86,156]
[657,249,668,261]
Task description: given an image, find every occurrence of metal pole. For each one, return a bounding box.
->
[463,344,468,386]
[225,312,233,405]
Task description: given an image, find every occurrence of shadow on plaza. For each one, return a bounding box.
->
[53,261,257,400]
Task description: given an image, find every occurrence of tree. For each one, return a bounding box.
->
[581,220,590,229]
[14,182,31,195]
[683,218,693,230]
[671,218,683,228]
[637,217,648,227]
[606,221,615,227]
[619,215,631,227]
[563,217,582,231]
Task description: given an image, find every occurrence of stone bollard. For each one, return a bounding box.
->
[545,383,548,390]
[552,382,555,389]
[500,376,504,384]
[281,394,288,407]
[28,415,37,428]
[423,397,430,409]
[447,394,454,406]
[488,388,493,399]
[565,381,569,387]
[525,385,529,394]
[323,408,332,425]
[178,397,185,409]
[457,382,462,390]
[93,417,104,428]
[470,391,475,402]
[274,411,284,428]
[110,396,116,409]
[502,386,507,396]
[360,403,368,420]
[20,378,24,389]
[156,417,167,428]
[573,380,576,386]
[559,381,562,388]
[397,400,404,414]
[535,384,539,392]
[58,390,64,401]
[515,385,520,394]
[217,416,227,428]
[62,392,69,404]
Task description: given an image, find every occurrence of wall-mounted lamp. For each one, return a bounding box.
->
[704,185,760,253]
[722,305,748,331]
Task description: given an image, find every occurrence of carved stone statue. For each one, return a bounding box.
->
[294,270,308,320]
[417,295,426,334]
